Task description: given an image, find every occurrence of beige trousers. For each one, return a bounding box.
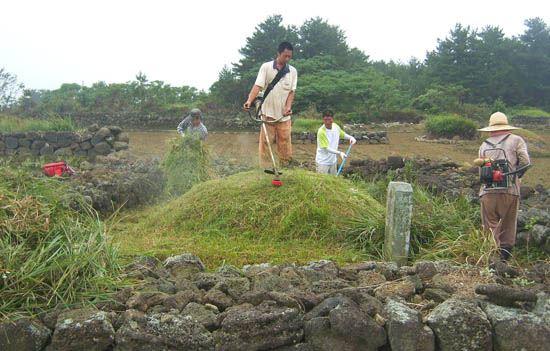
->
[480,193,519,247]
[259,118,292,168]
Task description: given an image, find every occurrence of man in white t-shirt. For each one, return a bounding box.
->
[243,42,298,168]
[316,110,356,174]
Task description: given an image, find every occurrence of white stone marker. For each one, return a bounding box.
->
[384,181,413,266]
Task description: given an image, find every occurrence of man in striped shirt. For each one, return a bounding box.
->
[177,108,208,140]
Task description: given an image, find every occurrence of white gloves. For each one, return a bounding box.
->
[339,151,348,160]
[349,136,357,145]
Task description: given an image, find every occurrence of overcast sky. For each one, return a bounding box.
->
[1,0,548,91]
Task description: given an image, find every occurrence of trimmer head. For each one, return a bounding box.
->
[264,168,282,176]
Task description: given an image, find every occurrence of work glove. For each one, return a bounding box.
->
[349,136,357,145]
[339,151,347,160]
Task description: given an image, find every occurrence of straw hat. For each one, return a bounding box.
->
[478,112,520,132]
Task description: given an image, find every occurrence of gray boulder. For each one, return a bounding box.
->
[385,299,435,351]
[475,284,537,306]
[427,298,492,351]
[115,312,214,350]
[5,136,18,149]
[213,301,304,351]
[483,303,550,351]
[50,308,115,351]
[0,318,51,351]
[182,302,219,331]
[92,142,112,156]
[54,147,73,157]
[163,253,206,280]
[113,141,129,151]
[304,295,386,351]
[39,143,54,156]
[91,127,112,145]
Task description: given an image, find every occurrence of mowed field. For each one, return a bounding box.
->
[128,127,550,186]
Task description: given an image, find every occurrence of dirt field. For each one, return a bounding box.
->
[128,127,549,186]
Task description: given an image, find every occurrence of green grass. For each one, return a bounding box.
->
[292,118,345,134]
[112,169,385,267]
[354,171,547,266]
[0,160,121,319]
[510,107,550,118]
[425,114,478,139]
[292,118,323,133]
[162,134,214,196]
[0,115,77,132]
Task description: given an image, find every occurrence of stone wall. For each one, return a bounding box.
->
[293,130,389,144]
[1,254,548,351]
[71,113,255,131]
[0,125,129,158]
[512,115,550,128]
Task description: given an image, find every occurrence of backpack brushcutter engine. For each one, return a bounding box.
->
[474,148,531,190]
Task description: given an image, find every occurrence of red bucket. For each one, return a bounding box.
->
[43,162,70,177]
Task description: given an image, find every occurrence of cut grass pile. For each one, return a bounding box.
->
[162,134,214,196]
[0,161,120,318]
[0,114,77,132]
[112,169,385,267]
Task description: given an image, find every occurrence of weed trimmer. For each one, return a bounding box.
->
[260,122,283,187]
[336,144,353,176]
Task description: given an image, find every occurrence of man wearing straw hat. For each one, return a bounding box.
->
[478,112,531,262]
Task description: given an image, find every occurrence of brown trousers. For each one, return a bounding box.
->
[480,193,519,247]
[259,119,292,168]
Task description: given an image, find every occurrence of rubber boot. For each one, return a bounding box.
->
[499,246,513,262]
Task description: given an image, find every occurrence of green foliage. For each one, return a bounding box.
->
[162,134,213,196]
[425,114,478,139]
[292,118,323,133]
[17,73,205,118]
[0,68,24,110]
[0,114,76,132]
[296,67,410,118]
[0,161,120,318]
[412,84,466,114]
[510,107,550,118]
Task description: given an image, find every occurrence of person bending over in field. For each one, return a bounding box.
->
[177,108,208,140]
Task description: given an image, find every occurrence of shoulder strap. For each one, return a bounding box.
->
[483,133,511,148]
[262,65,289,100]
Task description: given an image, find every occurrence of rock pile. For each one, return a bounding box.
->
[2,254,548,350]
[293,130,389,144]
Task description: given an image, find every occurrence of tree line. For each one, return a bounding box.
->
[1,15,549,123]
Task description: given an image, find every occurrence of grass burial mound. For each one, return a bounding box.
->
[114,169,385,267]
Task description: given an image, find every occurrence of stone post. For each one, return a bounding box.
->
[384,181,413,266]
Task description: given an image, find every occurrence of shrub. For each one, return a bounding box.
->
[425,114,478,139]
